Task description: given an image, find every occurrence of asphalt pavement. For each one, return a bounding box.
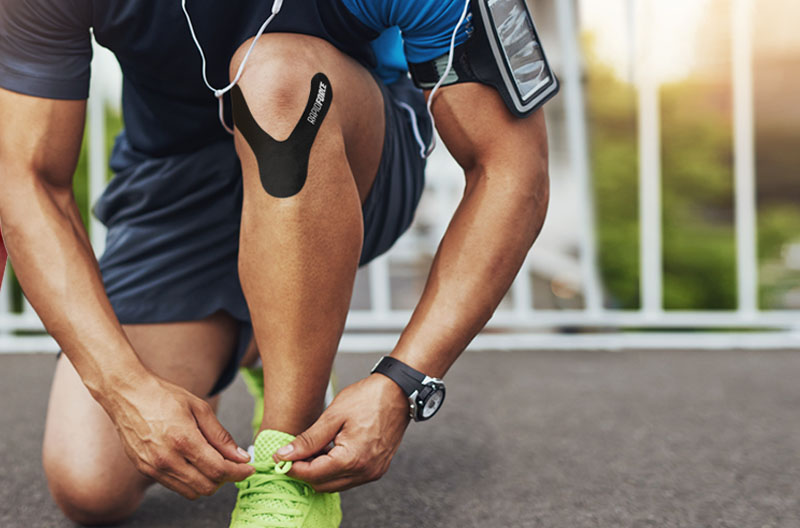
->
[2,349,800,528]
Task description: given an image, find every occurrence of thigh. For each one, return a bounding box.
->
[43,312,239,495]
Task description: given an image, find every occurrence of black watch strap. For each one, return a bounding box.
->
[371,356,424,397]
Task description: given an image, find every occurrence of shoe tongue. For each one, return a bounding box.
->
[252,429,296,465]
[238,430,307,524]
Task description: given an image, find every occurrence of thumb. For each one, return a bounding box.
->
[275,412,342,462]
[192,400,251,463]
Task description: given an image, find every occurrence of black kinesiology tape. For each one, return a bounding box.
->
[231,73,333,198]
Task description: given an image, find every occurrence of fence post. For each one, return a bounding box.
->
[555,0,603,315]
[635,0,663,318]
[732,0,758,317]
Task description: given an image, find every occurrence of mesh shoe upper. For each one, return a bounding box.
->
[229,429,341,528]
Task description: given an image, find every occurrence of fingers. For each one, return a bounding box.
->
[162,400,254,486]
[275,411,342,462]
[191,399,251,463]
[158,473,202,500]
[289,452,342,483]
[289,441,390,493]
[290,451,379,493]
[181,432,255,483]
[172,460,221,497]
[138,457,221,500]
[290,455,356,493]
[134,422,254,500]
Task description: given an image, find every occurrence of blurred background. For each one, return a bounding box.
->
[2,0,800,352]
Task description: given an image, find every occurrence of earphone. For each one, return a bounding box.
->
[418,0,471,158]
[181,0,470,159]
[181,0,284,134]
[391,0,471,159]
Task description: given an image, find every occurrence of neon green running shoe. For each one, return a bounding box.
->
[229,430,342,528]
[240,367,339,438]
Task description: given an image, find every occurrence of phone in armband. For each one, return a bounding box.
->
[409,0,560,118]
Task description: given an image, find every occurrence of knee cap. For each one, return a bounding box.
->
[47,468,143,526]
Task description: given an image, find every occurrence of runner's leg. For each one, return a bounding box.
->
[43,313,239,525]
[231,33,385,435]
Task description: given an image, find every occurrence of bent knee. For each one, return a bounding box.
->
[45,459,144,526]
[229,34,341,129]
[230,33,334,84]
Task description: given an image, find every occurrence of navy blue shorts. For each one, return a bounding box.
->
[94,75,432,394]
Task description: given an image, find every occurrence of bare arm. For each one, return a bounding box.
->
[0,88,145,391]
[0,87,252,498]
[390,82,550,376]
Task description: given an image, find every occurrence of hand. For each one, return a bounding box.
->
[103,374,254,499]
[274,374,411,492]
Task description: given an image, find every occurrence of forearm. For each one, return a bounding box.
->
[0,173,148,397]
[391,163,548,377]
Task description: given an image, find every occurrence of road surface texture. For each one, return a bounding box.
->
[2,349,800,527]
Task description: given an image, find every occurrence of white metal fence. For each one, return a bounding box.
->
[2,0,800,354]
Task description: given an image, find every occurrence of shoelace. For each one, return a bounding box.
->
[234,460,311,528]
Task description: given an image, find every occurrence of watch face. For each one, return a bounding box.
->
[421,388,445,419]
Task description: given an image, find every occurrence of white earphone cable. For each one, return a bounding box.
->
[395,101,428,159]
[182,0,468,148]
[419,0,471,159]
[181,0,284,134]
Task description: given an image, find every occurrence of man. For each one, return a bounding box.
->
[0,0,550,526]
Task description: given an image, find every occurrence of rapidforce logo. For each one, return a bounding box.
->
[307,82,328,125]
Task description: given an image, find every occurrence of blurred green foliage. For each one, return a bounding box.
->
[73,109,124,227]
[586,36,800,310]
[660,78,737,310]
[759,206,800,307]
[587,56,641,309]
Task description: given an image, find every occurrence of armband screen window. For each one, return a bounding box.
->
[487,0,552,103]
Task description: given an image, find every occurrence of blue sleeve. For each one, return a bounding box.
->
[342,0,472,64]
[367,28,407,84]
[0,0,93,100]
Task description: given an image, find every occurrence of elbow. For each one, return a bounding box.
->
[467,156,550,238]
[518,155,550,203]
[0,192,30,248]
[0,164,75,235]
[1,158,74,196]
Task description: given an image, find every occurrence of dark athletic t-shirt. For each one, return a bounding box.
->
[0,0,470,159]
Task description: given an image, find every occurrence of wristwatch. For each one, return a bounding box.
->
[371,356,446,422]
